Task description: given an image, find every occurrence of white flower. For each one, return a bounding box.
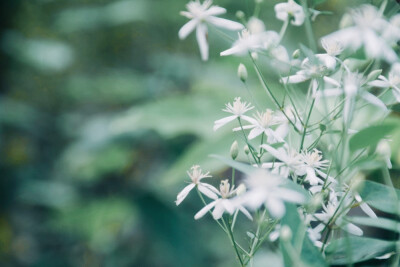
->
[213,97,256,131]
[316,72,387,124]
[300,149,329,185]
[321,38,344,57]
[323,5,398,63]
[220,29,267,57]
[274,0,305,26]
[233,109,284,143]
[260,144,304,178]
[195,180,253,220]
[179,0,244,61]
[236,170,305,218]
[176,165,219,205]
[368,63,400,103]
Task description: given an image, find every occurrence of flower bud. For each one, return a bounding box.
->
[244,145,250,155]
[236,10,245,20]
[292,49,300,59]
[236,184,246,196]
[230,140,239,160]
[280,225,292,241]
[255,0,263,3]
[237,63,248,82]
[350,172,365,191]
[251,52,258,60]
[366,69,382,82]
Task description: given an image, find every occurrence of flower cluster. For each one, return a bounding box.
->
[176,0,399,265]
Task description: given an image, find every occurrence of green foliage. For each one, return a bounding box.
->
[358,180,400,214]
[349,123,399,152]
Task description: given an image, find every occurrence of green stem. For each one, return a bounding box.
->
[300,98,316,151]
[226,219,245,267]
[300,0,317,52]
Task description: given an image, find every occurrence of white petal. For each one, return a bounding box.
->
[196,24,209,61]
[359,202,377,218]
[342,223,363,236]
[204,6,226,16]
[198,183,219,200]
[281,73,309,84]
[241,115,258,125]
[212,201,226,219]
[178,19,198,40]
[221,199,235,214]
[323,76,340,87]
[368,80,390,88]
[176,183,196,205]
[261,144,288,163]
[305,167,321,185]
[266,197,286,218]
[277,188,305,203]
[194,200,217,220]
[248,127,264,140]
[213,115,237,131]
[361,92,387,111]
[239,206,253,220]
[207,16,244,31]
[220,43,247,56]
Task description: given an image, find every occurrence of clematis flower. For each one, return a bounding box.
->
[236,170,305,218]
[176,165,219,205]
[194,180,252,220]
[274,0,305,26]
[260,144,304,179]
[179,0,244,61]
[323,4,398,63]
[213,97,257,131]
[300,149,329,185]
[233,109,284,143]
[368,63,400,103]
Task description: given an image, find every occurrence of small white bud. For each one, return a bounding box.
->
[280,225,292,241]
[237,63,248,82]
[230,140,239,160]
[309,193,323,211]
[236,10,245,19]
[244,145,250,155]
[251,52,258,60]
[350,172,365,191]
[292,49,300,59]
[255,0,263,3]
[236,184,246,196]
[366,69,382,82]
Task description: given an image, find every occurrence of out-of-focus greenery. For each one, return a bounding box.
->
[1,0,399,266]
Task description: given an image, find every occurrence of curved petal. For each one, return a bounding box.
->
[178,19,198,39]
[361,92,387,111]
[176,183,196,205]
[323,76,340,87]
[198,183,219,200]
[212,201,226,219]
[342,223,363,236]
[266,197,285,218]
[281,73,309,84]
[239,206,253,220]
[213,115,237,131]
[196,23,209,61]
[204,6,226,16]
[207,16,244,31]
[368,79,390,88]
[248,127,264,140]
[194,200,217,220]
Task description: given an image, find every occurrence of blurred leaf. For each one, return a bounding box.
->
[51,198,137,253]
[280,204,327,267]
[325,237,397,264]
[349,123,398,152]
[346,216,400,233]
[358,180,400,214]
[1,31,74,73]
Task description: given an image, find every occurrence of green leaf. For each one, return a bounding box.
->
[346,216,400,233]
[358,180,400,214]
[280,204,327,267]
[349,123,398,152]
[325,237,397,264]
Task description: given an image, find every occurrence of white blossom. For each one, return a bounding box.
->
[369,63,400,103]
[179,0,244,61]
[214,97,256,131]
[323,4,398,63]
[274,0,305,26]
[176,165,219,205]
[300,149,329,185]
[195,180,252,220]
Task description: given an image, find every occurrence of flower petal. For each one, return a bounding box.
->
[196,23,209,61]
[207,16,244,31]
[194,200,217,220]
[176,183,196,205]
[198,183,219,200]
[361,92,387,111]
[179,19,198,40]
[213,115,237,131]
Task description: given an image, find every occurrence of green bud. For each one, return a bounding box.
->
[230,140,239,160]
[292,49,301,59]
[236,10,245,19]
[319,123,326,132]
[244,145,250,155]
[366,69,382,82]
[238,63,248,83]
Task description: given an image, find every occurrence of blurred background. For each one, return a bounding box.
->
[0,0,399,266]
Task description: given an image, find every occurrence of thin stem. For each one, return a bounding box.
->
[196,189,227,233]
[278,19,289,43]
[300,98,316,151]
[300,0,317,52]
[226,219,245,267]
